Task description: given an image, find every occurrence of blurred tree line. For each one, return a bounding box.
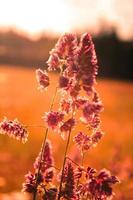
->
[0,30,132,80]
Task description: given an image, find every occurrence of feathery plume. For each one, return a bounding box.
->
[36,68,49,90]
[43,111,64,130]
[34,140,54,173]
[0,117,28,143]
[59,162,77,200]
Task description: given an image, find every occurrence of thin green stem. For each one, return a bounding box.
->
[58,129,72,200]
[58,110,75,200]
[81,151,85,167]
[24,125,45,128]
[76,150,85,187]
[66,156,80,167]
[33,86,58,200]
[33,128,48,200]
[49,86,58,111]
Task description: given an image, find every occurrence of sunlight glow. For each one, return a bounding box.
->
[0,0,72,34]
[0,0,132,39]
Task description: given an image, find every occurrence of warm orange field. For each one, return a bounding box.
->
[0,66,133,199]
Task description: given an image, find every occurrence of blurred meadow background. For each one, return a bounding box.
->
[0,0,133,199]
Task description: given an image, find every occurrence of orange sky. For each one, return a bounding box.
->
[0,0,132,40]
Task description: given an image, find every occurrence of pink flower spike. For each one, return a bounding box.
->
[43,111,64,130]
[34,140,54,173]
[59,162,77,199]
[91,131,104,146]
[60,99,72,114]
[36,68,49,90]
[81,102,103,124]
[74,97,88,109]
[77,33,98,94]
[47,53,60,71]
[74,166,85,180]
[86,167,97,179]
[0,117,28,143]
[22,171,37,193]
[74,132,92,152]
[88,169,119,199]
[59,75,69,88]
[90,113,101,129]
[46,33,78,73]
[60,118,75,133]
[54,33,77,59]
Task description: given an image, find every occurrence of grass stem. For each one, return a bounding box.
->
[33,86,58,200]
